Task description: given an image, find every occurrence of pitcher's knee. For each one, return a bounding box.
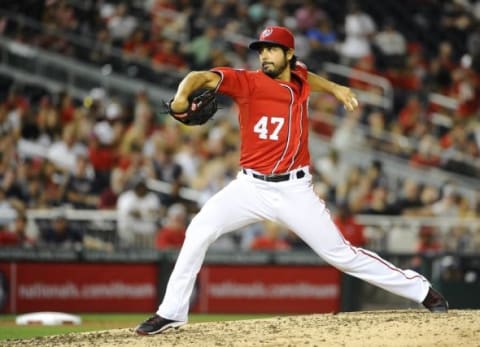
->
[320,248,360,271]
[184,219,221,246]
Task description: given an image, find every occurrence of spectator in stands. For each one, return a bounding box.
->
[122,29,152,61]
[0,187,22,222]
[57,90,76,126]
[0,214,35,247]
[152,38,187,72]
[305,17,338,68]
[339,1,376,66]
[36,95,60,142]
[407,183,460,217]
[41,214,82,249]
[409,134,442,168]
[294,0,326,32]
[365,160,388,189]
[444,225,473,253]
[440,1,474,58]
[182,26,224,70]
[331,110,365,152]
[250,221,290,251]
[360,186,394,215]
[98,164,128,209]
[467,22,480,73]
[116,176,162,248]
[335,165,363,208]
[0,102,20,148]
[145,142,184,207]
[419,185,441,207]
[364,110,388,149]
[116,142,147,186]
[429,184,463,217]
[372,18,407,71]
[398,95,424,136]
[155,203,187,249]
[440,123,479,177]
[308,93,337,138]
[333,204,366,247]
[314,149,343,201]
[22,172,44,209]
[106,3,138,45]
[389,178,423,215]
[410,225,443,272]
[417,225,443,254]
[62,153,99,209]
[89,120,119,189]
[88,28,113,66]
[47,123,87,173]
[37,2,75,56]
[425,41,457,95]
[1,162,21,200]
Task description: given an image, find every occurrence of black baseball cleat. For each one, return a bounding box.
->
[422,287,448,313]
[135,314,185,335]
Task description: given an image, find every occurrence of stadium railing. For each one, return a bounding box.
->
[1,207,479,254]
[0,35,172,107]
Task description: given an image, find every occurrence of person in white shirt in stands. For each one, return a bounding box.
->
[116,176,161,248]
[47,123,86,173]
[339,1,376,66]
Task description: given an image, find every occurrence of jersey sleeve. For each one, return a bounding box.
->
[210,67,250,99]
[293,61,308,80]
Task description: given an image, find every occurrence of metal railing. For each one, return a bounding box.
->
[0,35,174,107]
[1,207,479,254]
[309,134,480,199]
[323,62,394,112]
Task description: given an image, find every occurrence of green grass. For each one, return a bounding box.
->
[0,313,276,340]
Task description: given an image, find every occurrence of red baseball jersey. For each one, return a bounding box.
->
[211,63,311,174]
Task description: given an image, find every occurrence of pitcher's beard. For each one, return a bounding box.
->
[262,59,288,78]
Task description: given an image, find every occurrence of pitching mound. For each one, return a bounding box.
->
[6,310,479,347]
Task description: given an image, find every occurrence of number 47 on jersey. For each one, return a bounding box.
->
[253,116,285,141]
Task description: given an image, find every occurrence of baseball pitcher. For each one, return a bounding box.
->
[136,26,448,335]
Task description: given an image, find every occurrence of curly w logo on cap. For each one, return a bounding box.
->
[249,26,295,50]
[260,28,273,39]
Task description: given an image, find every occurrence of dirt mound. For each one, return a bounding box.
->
[5,310,479,347]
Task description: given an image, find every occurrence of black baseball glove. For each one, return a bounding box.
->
[165,89,218,126]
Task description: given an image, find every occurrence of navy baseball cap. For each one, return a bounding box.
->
[249,26,295,50]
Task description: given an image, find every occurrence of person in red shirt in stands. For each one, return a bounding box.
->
[152,39,187,72]
[411,225,443,271]
[155,203,188,249]
[0,214,35,247]
[333,203,366,247]
[250,221,290,251]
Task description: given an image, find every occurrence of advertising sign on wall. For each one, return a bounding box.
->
[0,263,158,313]
[192,265,341,313]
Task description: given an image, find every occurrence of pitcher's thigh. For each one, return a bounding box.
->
[187,178,268,240]
[279,190,348,255]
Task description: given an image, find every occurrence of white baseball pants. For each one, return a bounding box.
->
[158,169,430,322]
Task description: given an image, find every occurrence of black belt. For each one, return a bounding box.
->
[242,169,305,182]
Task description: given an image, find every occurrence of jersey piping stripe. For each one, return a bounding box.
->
[211,69,224,92]
[335,221,427,282]
[271,84,294,174]
[287,100,304,171]
[358,248,428,281]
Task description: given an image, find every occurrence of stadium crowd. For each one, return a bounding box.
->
[0,0,479,254]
